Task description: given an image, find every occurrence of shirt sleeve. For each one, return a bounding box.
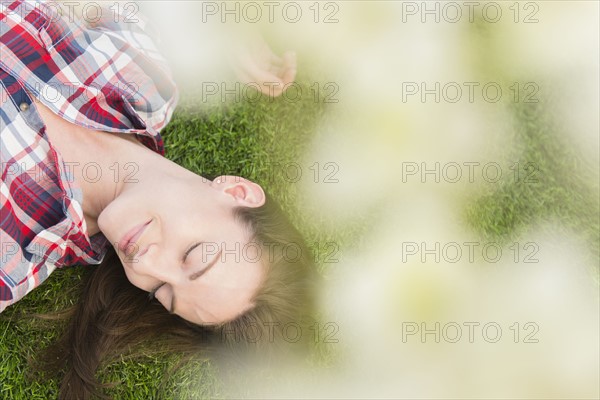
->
[0,238,57,313]
[1,0,178,140]
[80,1,173,83]
[73,1,179,133]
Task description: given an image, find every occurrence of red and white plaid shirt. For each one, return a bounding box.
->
[0,0,178,311]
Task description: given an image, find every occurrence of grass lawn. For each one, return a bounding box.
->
[0,78,345,399]
[1,80,598,399]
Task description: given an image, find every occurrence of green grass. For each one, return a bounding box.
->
[1,68,598,400]
[463,15,599,280]
[0,79,348,399]
[464,101,600,270]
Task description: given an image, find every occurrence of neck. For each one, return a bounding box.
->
[78,130,194,237]
[76,131,146,236]
[31,96,181,239]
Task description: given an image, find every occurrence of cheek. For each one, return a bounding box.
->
[154,285,173,311]
[122,265,154,292]
[96,203,114,238]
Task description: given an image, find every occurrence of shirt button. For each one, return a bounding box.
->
[19,102,29,112]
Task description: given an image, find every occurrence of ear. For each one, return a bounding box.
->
[211,175,266,208]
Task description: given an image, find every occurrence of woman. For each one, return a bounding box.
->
[1,1,317,398]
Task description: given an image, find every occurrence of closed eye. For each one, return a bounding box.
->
[183,241,203,262]
[148,242,202,302]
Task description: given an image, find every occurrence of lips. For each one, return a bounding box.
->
[118,219,152,256]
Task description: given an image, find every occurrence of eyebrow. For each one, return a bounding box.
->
[170,248,222,314]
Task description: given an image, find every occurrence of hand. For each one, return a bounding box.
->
[231,33,297,98]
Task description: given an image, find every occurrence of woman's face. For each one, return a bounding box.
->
[97,170,266,326]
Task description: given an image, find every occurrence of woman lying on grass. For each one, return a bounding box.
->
[0,1,317,398]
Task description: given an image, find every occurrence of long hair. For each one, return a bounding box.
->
[28,191,320,399]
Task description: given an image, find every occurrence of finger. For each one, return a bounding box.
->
[281,66,297,88]
[269,51,284,67]
[283,51,297,69]
[244,62,284,91]
[235,65,285,97]
[237,51,281,83]
[260,51,294,85]
[280,51,297,86]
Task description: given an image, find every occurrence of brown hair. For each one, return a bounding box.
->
[29,191,320,399]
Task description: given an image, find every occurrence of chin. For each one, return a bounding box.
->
[96,211,116,247]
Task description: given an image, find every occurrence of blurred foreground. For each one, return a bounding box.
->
[143,1,599,398]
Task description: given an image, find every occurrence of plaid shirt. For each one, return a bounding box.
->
[0,0,178,311]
